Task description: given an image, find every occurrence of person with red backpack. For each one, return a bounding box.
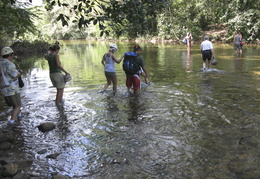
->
[123,44,148,95]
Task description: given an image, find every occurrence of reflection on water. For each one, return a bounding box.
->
[0,41,260,178]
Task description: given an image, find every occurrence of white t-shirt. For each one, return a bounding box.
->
[200,40,213,51]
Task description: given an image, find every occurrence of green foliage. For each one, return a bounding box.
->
[0,1,37,43]
[11,39,50,55]
[0,0,259,43]
[157,0,203,41]
[44,0,168,38]
[157,0,259,43]
[227,9,260,42]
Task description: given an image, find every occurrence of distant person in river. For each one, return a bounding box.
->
[101,44,124,94]
[46,45,70,106]
[233,31,242,55]
[0,47,23,123]
[200,36,214,71]
[185,32,193,48]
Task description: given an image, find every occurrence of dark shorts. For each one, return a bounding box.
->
[126,74,140,91]
[105,71,116,78]
[4,93,21,107]
[234,42,242,50]
[202,50,212,62]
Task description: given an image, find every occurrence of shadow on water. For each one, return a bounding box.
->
[0,41,260,178]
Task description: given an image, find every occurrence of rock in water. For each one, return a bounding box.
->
[37,122,56,132]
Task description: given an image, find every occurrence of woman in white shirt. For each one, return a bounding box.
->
[101,44,124,93]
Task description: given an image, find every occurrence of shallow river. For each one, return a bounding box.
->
[0,40,260,178]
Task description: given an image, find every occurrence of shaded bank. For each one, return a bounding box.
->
[10,40,50,57]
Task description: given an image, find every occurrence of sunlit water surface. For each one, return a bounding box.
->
[0,41,259,178]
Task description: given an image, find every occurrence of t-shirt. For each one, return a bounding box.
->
[200,40,213,51]
[137,54,145,67]
[0,59,19,96]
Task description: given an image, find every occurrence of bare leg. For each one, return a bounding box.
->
[203,61,206,69]
[111,76,117,92]
[134,89,139,95]
[208,60,211,69]
[102,77,112,92]
[11,105,21,121]
[128,88,131,92]
[56,88,64,105]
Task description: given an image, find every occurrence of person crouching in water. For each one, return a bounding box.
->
[101,44,124,94]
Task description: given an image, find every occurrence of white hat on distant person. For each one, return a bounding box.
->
[110,44,118,50]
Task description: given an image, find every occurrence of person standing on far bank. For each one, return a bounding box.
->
[200,36,214,71]
[0,47,23,123]
[46,45,69,106]
[233,31,242,55]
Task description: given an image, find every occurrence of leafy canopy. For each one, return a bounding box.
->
[44,0,168,37]
[0,0,37,42]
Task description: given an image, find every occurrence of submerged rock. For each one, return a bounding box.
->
[0,142,12,150]
[2,162,20,177]
[37,149,48,154]
[12,173,31,179]
[37,122,56,132]
[52,175,69,179]
[0,133,14,143]
[46,153,61,159]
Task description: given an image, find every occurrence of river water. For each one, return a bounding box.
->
[0,40,259,178]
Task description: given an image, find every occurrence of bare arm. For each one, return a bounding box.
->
[141,66,148,78]
[101,54,106,66]
[111,54,124,64]
[55,54,68,74]
[211,49,214,57]
[16,70,23,78]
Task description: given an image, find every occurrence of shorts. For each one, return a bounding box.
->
[50,72,65,89]
[105,71,116,78]
[4,93,21,107]
[234,43,242,51]
[202,50,212,62]
[126,74,140,91]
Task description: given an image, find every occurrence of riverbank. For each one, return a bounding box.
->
[10,40,50,57]
[4,30,259,60]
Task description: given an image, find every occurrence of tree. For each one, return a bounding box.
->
[43,0,168,38]
[0,0,37,43]
[157,0,260,42]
